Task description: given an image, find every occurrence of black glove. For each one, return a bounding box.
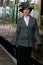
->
[38,44,42,49]
[12,45,16,49]
[37,44,42,52]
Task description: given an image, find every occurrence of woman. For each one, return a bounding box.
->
[12,2,41,65]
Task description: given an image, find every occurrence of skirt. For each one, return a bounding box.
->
[16,46,32,65]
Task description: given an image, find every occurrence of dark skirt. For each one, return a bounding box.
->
[16,46,32,65]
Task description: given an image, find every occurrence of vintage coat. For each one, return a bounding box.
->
[12,15,41,47]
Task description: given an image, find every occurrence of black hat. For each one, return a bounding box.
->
[19,2,34,12]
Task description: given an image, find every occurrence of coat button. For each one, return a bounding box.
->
[26,31,28,34]
[26,27,28,29]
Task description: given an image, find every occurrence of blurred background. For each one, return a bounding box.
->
[0,0,43,65]
[0,0,43,41]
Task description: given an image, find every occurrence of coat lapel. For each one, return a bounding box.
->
[21,16,26,27]
[28,15,32,27]
[21,15,32,27]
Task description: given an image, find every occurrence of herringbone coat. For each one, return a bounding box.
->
[12,15,41,47]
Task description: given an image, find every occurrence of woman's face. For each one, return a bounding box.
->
[23,8,30,16]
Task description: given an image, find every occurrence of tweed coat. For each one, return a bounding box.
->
[12,15,41,47]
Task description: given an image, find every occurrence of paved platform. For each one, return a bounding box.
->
[0,44,17,65]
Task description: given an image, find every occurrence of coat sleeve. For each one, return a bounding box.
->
[11,19,20,46]
[34,18,41,45]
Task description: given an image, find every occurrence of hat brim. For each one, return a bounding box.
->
[19,7,34,13]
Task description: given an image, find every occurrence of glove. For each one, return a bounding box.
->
[12,45,16,49]
[38,44,42,49]
[37,44,42,52]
